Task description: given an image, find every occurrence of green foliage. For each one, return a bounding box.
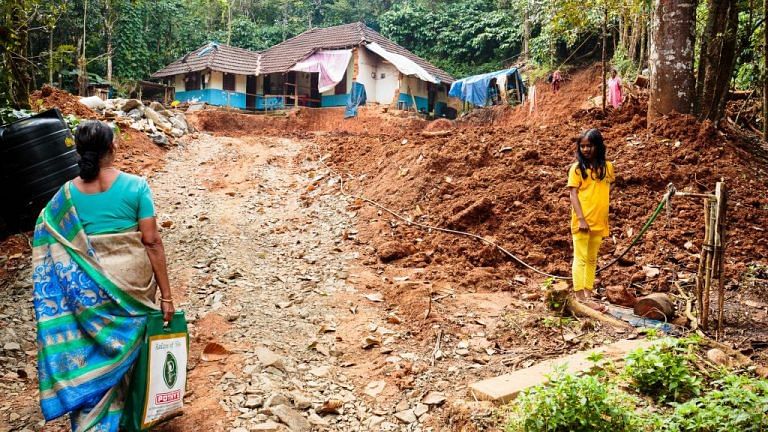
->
[504,368,650,432]
[624,337,702,403]
[611,46,639,81]
[379,0,522,77]
[0,108,34,126]
[64,114,81,132]
[659,374,768,431]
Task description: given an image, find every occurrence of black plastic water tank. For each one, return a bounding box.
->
[0,109,79,231]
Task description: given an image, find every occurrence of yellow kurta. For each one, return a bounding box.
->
[567,161,614,237]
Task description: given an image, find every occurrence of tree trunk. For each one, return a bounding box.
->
[523,0,530,61]
[49,30,54,86]
[602,7,607,111]
[6,7,32,108]
[628,16,639,60]
[648,0,696,121]
[695,0,739,122]
[107,38,113,83]
[105,0,114,83]
[78,0,89,96]
[639,15,647,67]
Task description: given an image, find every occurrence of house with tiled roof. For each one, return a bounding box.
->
[151,22,455,114]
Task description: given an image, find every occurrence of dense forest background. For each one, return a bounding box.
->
[2,0,766,125]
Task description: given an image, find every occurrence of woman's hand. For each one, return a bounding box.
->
[161,300,175,322]
[578,218,590,232]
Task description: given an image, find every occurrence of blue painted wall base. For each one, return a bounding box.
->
[397,94,429,112]
[176,89,247,109]
[321,94,349,107]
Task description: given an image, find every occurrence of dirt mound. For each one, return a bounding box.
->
[424,118,456,131]
[113,127,167,175]
[190,106,430,137]
[27,86,166,176]
[29,85,98,119]
[310,65,768,298]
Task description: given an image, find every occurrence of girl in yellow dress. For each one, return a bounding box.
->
[567,129,614,311]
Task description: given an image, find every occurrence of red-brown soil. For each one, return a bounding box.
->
[30,85,99,119]
[188,105,429,137]
[189,64,768,356]
[311,66,768,347]
[28,86,166,175]
[113,127,167,175]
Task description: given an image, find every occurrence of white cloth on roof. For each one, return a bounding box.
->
[365,42,439,84]
[291,49,352,93]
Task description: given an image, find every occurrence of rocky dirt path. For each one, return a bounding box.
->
[1,134,462,432]
[153,134,383,432]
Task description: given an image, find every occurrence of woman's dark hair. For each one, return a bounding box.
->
[574,128,607,180]
[75,120,114,181]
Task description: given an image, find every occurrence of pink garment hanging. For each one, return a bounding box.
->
[608,77,622,108]
[291,50,353,93]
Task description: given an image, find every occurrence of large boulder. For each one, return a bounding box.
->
[127,108,144,121]
[144,107,173,132]
[113,98,143,112]
[79,96,106,111]
[149,133,168,146]
[169,113,188,132]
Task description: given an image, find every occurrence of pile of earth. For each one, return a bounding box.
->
[188,105,430,137]
[310,66,768,311]
[30,86,98,119]
[28,85,168,175]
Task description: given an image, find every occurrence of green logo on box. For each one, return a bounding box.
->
[163,352,178,388]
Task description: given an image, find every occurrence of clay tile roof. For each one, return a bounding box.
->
[151,42,260,78]
[259,22,454,83]
[151,23,454,84]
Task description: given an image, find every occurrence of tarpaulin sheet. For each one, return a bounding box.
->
[365,42,439,84]
[449,68,525,107]
[291,49,352,93]
[344,82,367,118]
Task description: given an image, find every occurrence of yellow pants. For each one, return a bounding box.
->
[572,231,603,292]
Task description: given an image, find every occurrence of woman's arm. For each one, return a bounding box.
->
[569,187,589,231]
[138,217,174,321]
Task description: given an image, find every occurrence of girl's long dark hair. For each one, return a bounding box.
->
[575,128,607,180]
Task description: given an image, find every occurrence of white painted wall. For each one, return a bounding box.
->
[175,72,255,94]
[375,62,399,104]
[174,75,185,92]
[357,46,378,102]
[235,75,247,93]
[400,75,428,98]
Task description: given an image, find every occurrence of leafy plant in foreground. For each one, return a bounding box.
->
[624,337,702,403]
[504,368,649,432]
[660,374,768,432]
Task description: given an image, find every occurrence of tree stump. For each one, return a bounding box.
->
[634,293,675,321]
[546,282,632,330]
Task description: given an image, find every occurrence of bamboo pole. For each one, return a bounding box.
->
[715,183,728,339]
[701,198,716,329]
[695,198,708,325]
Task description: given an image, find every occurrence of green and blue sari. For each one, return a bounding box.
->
[33,184,158,431]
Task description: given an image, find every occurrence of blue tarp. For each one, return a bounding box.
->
[344,82,367,118]
[449,68,526,107]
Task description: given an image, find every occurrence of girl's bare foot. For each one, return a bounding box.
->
[574,290,608,313]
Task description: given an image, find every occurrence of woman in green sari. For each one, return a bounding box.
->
[32,120,176,431]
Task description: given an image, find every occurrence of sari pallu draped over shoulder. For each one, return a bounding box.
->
[32,183,158,431]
